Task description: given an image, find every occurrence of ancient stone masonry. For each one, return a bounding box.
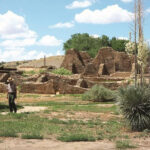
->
[61,49,92,74]
[93,48,116,75]
[92,47,134,75]
[114,51,134,72]
[82,63,97,76]
[0,67,23,83]
[20,73,88,94]
[0,73,10,83]
[0,83,7,93]
[0,67,25,93]
[1,47,148,94]
[61,48,134,76]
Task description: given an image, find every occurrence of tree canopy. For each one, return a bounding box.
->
[63,33,128,57]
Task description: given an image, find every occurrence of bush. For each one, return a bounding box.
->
[22,70,37,77]
[52,67,72,75]
[116,140,137,149]
[117,85,150,131]
[22,133,43,139]
[82,85,115,102]
[57,133,96,142]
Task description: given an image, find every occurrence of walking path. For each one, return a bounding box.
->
[1,106,47,115]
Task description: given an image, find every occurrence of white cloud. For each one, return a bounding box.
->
[121,0,133,3]
[38,35,62,46]
[0,11,62,48]
[0,48,52,62]
[0,38,36,48]
[118,37,128,40]
[0,35,62,48]
[0,11,37,39]
[49,22,74,28]
[75,5,133,24]
[91,34,99,38]
[66,0,92,9]
[146,8,150,13]
[147,39,150,44]
[0,11,63,62]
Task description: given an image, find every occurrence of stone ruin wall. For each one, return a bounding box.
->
[0,47,149,94]
[61,47,135,76]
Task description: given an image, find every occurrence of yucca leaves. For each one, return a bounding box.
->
[118,86,150,131]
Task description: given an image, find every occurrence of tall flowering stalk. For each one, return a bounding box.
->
[138,39,148,85]
[125,42,135,55]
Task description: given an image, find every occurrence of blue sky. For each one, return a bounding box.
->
[0,0,149,62]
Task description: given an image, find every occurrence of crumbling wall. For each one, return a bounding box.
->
[92,47,116,75]
[61,49,92,74]
[92,47,134,75]
[0,83,7,93]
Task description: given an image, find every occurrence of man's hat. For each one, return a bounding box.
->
[7,77,14,82]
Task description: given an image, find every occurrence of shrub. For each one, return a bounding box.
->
[116,140,137,149]
[117,85,150,131]
[22,133,43,139]
[82,85,115,102]
[22,70,36,77]
[52,67,72,75]
[39,69,46,74]
[57,133,96,142]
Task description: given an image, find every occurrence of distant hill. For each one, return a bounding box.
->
[3,55,64,69]
[3,60,30,68]
[18,55,64,69]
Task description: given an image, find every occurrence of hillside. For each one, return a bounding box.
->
[3,55,64,69]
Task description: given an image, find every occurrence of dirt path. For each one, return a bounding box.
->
[0,138,115,150]
[1,106,47,115]
[1,138,150,150]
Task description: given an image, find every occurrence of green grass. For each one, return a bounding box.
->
[22,69,46,77]
[57,133,96,142]
[0,96,131,143]
[116,140,137,149]
[22,133,43,139]
[0,111,123,141]
[23,94,40,98]
[0,130,18,137]
[51,67,72,75]
[0,103,23,112]
[55,94,82,98]
[0,103,10,112]
[0,93,5,98]
[34,101,118,113]
[22,70,37,77]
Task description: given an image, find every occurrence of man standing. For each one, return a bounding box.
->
[7,77,17,113]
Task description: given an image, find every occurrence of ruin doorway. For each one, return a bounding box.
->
[72,64,78,74]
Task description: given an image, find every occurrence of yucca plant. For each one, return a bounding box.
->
[117,85,150,131]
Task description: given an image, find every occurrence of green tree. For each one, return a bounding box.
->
[101,35,110,47]
[63,33,128,57]
[110,37,128,52]
[63,33,103,57]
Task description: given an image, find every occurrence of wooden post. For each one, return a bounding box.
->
[44,55,46,67]
[129,32,132,42]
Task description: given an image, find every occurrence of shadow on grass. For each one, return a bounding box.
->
[0,103,23,112]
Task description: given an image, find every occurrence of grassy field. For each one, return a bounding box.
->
[0,93,147,149]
